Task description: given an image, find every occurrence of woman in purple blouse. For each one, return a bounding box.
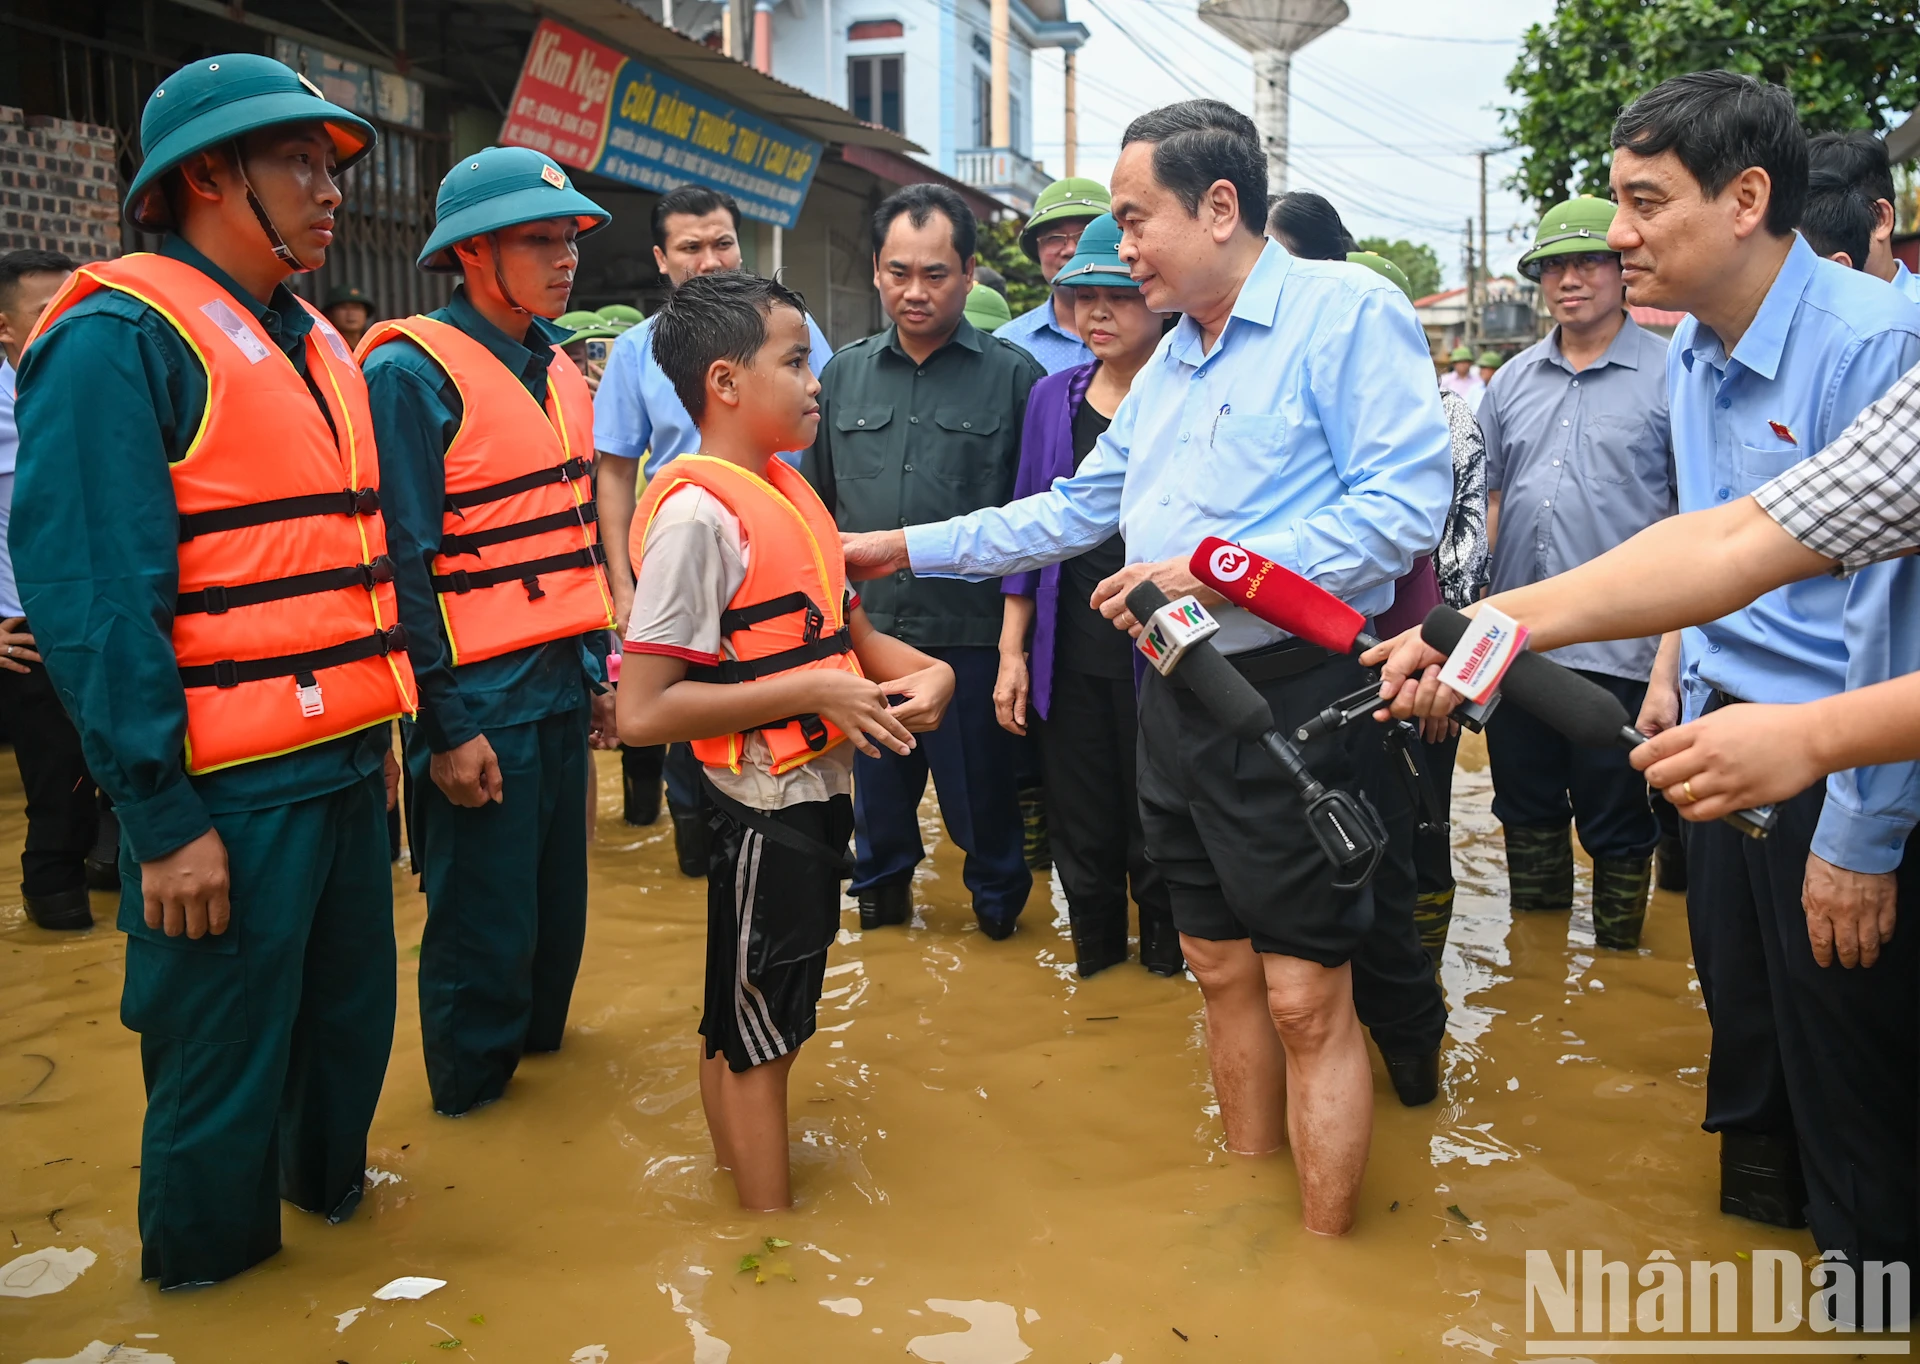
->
[992,215,1181,979]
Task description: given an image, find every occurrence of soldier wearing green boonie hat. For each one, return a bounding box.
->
[9,52,407,1288]
[999,176,1113,374]
[323,280,377,348]
[359,146,617,1119]
[1440,342,1484,405]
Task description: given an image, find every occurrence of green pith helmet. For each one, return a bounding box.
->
[1020,176,1113,262]
[1345,250,1412,300]
[1518,195,1618,281]
[324,283,374,310]
[1449,345,1473,363]
[127,53,377,231]
[419,146,610,272]
[555,310,616,344]
[597,303,645,328]
[1054,214,1135,289]
[1477,351,1501,369]
[965,281,1013,330]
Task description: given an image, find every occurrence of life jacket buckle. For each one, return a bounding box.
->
[797,713,830,751]
[212,659,240,689]
[381,624,408,654]
[804,602,825,642]
[351,486,381,516]
[294,669,325,717]
[522,574,546,601]
[202,584,231,615]
[447,569,472,594]
[367,555,395,586]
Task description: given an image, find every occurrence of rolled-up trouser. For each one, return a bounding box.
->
[119,768,395,1288]
[409,704,589,1116]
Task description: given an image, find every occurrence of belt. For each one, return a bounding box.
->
[1704,688,1746,714]
[1166,637,1335,689]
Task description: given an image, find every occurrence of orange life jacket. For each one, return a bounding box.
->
[632,455,861,775]
[26,253,417,775]
[358,315,614,666]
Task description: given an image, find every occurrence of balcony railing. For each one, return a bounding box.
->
[954,147,1053,213]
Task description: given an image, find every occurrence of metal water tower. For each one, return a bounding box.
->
[1197,0,1348,192]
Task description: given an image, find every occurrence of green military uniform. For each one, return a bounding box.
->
[364,148,610,1117]
[11,56,394,1289]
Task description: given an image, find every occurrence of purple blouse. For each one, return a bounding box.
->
[1001,361,1099,720]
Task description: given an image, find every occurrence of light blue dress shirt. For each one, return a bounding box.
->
[907,241,1453,656]
[1894,259,1920,307]
[593,309,833,480]
[0,359,18,618]
[1670,234,1920,872]
[995,295,1095,374]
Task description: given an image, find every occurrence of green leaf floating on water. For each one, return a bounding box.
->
[469,1313,485,1325]
[1446,1204,1473,1224]
[433,1340,462,1351]
[765,1236,792,1251]
[737,1254,761,1273]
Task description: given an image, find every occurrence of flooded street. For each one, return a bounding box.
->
[0,737,1847,1361]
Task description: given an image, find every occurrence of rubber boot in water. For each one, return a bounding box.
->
[25,887,93,931]
[858,881,911,931]
[1415,885,1454,985]
[621,744,665,827]
[1504,822,1574,912]
[1591,855,1653,950]
[1067,900,1128,978]
[1019,785,1051,872]
[1720,1131,1808,1228]
[1138,900,1186,977]
[1384,1050,1440,1106]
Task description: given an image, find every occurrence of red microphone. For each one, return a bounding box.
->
[1188,537,1375,657]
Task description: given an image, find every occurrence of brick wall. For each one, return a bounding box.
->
[0,106,121,260]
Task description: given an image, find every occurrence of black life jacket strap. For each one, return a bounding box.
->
[176,556,395,617]
[431,544,607,600]
[684,628,852,685]
[179,624,408,690]
[720,590,828,637]
[178,487,380,542]
[439,503,598,559]
[444,457,591,514]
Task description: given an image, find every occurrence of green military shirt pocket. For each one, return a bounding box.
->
[831,404,896,480]
[925,408,1006,494]
[118,890,248,1043]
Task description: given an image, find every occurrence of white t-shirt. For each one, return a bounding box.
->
[626,483,854,811]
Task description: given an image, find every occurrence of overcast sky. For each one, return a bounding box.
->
[1027,0,1557,291]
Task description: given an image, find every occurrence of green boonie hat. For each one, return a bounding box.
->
[1477,351,1501,368]
[128,53,377,231]
[598,303,645,328]
[1054,214,1135,289]
[1449,345,1473,362]
[1518,195,1617,280]
[1020,176,1112,262]
[965,281,1013,331]
[325,283,374,309]
[1345,250,1412,301]
[419,145,610,272]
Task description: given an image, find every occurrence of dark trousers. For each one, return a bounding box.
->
[1487,668,1659,859]
[409,706,590,1115]
[1352,724,1449,1057]
[1687,782,1920,1265]
[664,741,706,815]
[1034,664,1168,927]
[120,771,394,1288]
[852,645,1032,924]
[1414,731,1461,907]
[0,658,98,896]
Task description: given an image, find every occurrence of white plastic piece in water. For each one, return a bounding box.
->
[906,1300,1033,1364]
[365,1166,402,1186]
[820,1297,863,1316]
[689,1320,732,1362]
[570,1347,609,1364]
[335,1306,366,1333]
[372,1275,446,1300]
[23,1345,174,1364]
[1023,1308,1040,1323]
[0,1247,96,1298]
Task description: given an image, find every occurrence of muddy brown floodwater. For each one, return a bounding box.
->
[0,737,1872,1361]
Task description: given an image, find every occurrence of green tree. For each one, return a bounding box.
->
[976,217,1050,318]
[1355,237,1443,299]
[1503,0,1920,213]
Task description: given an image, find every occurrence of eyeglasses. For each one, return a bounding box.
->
[1037,230,1085,253]
[1536,251,1617,278]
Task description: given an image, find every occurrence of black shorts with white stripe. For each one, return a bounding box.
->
[701,793,854,1073]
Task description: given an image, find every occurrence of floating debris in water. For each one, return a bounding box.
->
[373,1276,447,1301]
[0,1246,95,1298]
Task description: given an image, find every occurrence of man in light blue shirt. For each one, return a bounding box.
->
[1611,72,1920,1278]
[991,176,1106,373]
[844,101,1452,1237]
[592,184,830,872]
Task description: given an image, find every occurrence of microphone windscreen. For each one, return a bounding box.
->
[1189,537,1365,654]
[1420,606,1631,749]
[1129,579,1275,741]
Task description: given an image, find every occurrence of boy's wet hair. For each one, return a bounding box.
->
[651,270,808,421]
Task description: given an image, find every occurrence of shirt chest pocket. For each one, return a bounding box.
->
[831,405,895,480]
[921,408,1007,494]
[1733,438,1802,489]
[1193,413,1283,519]
[1577,412,1658,486]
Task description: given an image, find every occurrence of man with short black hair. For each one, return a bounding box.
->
[1807,130,1920,302]
[1800,164,1878,272]
[842,101,1453,1235]
[1606,70,1920,1265]
[802,183,1044,938]
[595,183,833,870]
[0,247,107,931]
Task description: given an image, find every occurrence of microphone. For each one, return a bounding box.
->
[1128,580,1386,887]
[1190,536,1496,736]
[1420,605,1775,840]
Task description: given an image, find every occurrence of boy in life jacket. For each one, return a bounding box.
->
[619,271,954,1210]
[361,146,620,1118]
[11,54,415,1287]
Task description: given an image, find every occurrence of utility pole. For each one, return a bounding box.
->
[1477,150,1490,347]
[1464,216,1477,350]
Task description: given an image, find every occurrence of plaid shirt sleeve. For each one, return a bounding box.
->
[1752,359,1920,574]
